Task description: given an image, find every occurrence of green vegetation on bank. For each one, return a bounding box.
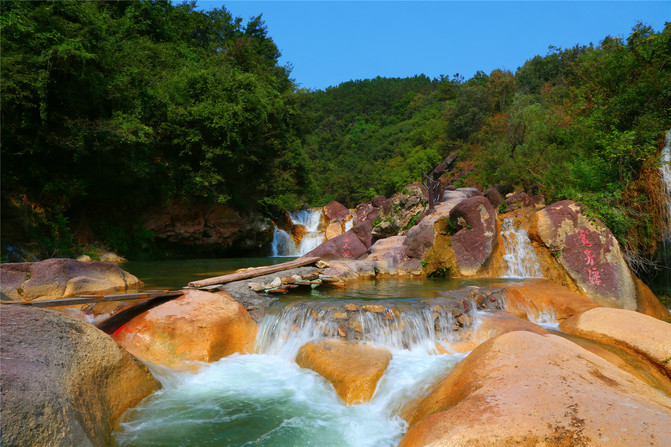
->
[1,0,313,257]
[1,0,669,262]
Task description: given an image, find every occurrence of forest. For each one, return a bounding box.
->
[1,1,670,265]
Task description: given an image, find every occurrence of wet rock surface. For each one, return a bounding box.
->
[0,305,160,447]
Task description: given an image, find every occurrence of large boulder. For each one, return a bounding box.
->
[322,201,350,222]
[501,280,599,321]
[365,236,408,273]
[353,203,379,226]
[483,186,503,208]
[504,191,534,210]
[305,228,368,260]
[0,305,160,446]
[448,196,497,276]
[400,331,671,447]
[142,202,274,256]
[295,339,392,405]
[560,307,671,379]
[112,289,257,371]
[0,258,143,301]
[533,200,637,310]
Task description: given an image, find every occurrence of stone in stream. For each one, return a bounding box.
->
[400,331,671,447]
[296,339,392,405]
[112,289,257,371]
[0,258,143,301]
[500,280,599,321]
[0,305,160,447]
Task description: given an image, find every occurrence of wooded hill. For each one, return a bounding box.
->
[1,1,669,263]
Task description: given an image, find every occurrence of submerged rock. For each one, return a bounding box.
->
[401,331,671,446]
[0,305,159,446]
[0,258,143,301]
[112,289,257,371]
[296,339,392,405]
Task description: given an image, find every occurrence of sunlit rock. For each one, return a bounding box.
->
[112,289,257,371]
[1,305,159,446]
[400,331,671,447]
[295,339,392,405]
[560,307,671,378]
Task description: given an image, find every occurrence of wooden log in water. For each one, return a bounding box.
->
[0,291,183,308]
[188,256,321,288]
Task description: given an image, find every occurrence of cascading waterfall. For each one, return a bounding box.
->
[269,208,326,257]
[255,299,480,358]
[658,129,671,292]
[114,298,479,446]
[501,217,543,278]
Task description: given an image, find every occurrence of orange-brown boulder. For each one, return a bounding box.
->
[560,307,671,379]
[501,279,599,321]
[112,289,257,371]
[325,221,344,240]
[401,331,671,447]
[1,305,159,446]
[633,275,671,321]
[295,339,391,405]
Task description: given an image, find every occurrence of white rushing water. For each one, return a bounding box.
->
[661,130,671,242]
[270,208,326,257]
[114,299,480,446]
[501,217,543,278]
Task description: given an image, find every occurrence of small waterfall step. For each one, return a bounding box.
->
[270,208,326,257]
[501,217,543,278]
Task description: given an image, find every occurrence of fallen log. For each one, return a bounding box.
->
[188,257,321,288]
[0,291,183,308]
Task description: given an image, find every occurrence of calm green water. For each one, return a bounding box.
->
[122,257,298,290]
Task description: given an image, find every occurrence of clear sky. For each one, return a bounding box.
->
[195,1,670,90]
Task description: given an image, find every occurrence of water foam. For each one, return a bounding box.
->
[501,217,543,278]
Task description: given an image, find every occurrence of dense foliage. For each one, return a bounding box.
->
[1,0,312,256]
[302,23,671,257]
[1,1,669,263]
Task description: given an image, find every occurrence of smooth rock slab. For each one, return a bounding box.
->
[112,289,257,371]
[0,306,160,447]
[501,280,599,321]
[560,307,671,379]
[0,258,143,301]
[296,339,392,405]
[401,331,671,447]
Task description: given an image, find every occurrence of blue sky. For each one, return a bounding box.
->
[196,1,670,90]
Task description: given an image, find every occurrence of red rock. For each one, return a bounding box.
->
[305,229,368,260]
[448,196,497,275]
[371,195,387,207]
[323,201,349,222]
[534,200,637,310]
[504,191,534,209]
[483,186,503,208]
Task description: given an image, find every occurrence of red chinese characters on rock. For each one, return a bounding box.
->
[579,229,601,285]
[342,237,352,258]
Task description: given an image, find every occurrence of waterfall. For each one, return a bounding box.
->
[658,130,671,293]
[661,130,671,242]
[269,227,299,257]
[255,299,480,359]
[270,208,326,257]
[501,218,543,278]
